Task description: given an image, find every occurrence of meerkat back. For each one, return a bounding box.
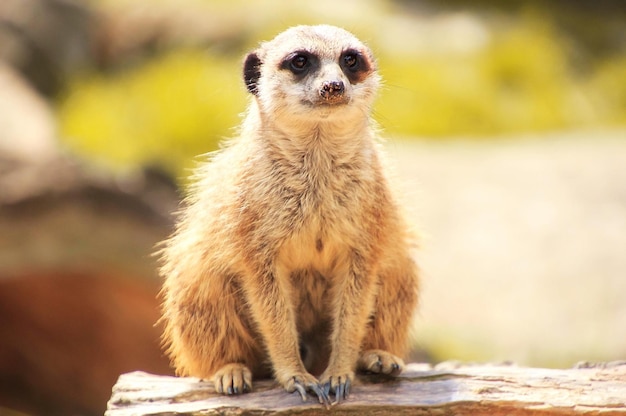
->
[159,25,419,406]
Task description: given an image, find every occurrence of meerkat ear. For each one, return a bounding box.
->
[243,52,262,95]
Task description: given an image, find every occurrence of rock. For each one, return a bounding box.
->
[105,362,626,415]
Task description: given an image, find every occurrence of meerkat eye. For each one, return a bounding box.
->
[341,50,363,73]
[281,51,318,76]
[281,52,318,76]
[289,54,310,74]
[343,53,358,69]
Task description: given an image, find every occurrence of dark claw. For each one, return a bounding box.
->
[335,382,345,404]
[233,386,240,394]
[345,378,351,398]
[293,382,308,401]
[227,386,234,395]
[310,382,331,407]
[322,382,331,398]
[243,383,251,393]
[391,363,400,373]
[293,380,331,407]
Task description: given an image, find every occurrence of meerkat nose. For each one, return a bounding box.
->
[320,80,345,100]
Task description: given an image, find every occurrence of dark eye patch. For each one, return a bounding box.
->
[280,51,319,77]
[340,49,370,83]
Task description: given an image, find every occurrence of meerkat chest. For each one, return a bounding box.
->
[277,215,353,279]
[276,154,373,275]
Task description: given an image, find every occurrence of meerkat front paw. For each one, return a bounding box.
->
[357,349,404,376]
[319,370,354,404]
[213,363,253,395]
[282,372,331,406]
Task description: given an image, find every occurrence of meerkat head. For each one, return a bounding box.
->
[243,25,380,127]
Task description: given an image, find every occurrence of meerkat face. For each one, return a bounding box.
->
[243,25,380,124]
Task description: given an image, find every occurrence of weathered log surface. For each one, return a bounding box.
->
[106,362,626,415]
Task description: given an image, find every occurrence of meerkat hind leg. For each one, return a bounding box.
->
[213,363,253,395]
[358,257,418,378]
[357,349,404,376]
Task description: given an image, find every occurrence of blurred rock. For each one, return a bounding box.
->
[94,2,250,68]
[0,153,179,275]
[0,63,57,164]
[0,0,93,95]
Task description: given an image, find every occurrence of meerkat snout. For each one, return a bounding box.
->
[320,80,345,101]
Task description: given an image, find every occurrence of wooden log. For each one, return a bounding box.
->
[106,361,626,415]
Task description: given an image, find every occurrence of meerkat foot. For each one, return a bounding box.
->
[283,372,331,407]
[319,370,354,404]
[357,349,404,376]
[213,363,253,395]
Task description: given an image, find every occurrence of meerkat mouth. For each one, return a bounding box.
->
[301,97,350,108]
[299,99,350,120]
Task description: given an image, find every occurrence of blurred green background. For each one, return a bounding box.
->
[1,0,625,415]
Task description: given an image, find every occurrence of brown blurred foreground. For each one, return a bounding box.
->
[0,272,172,416]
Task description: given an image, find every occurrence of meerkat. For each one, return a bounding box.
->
[159,24,419,406]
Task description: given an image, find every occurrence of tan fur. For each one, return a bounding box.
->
[159,25,419,404]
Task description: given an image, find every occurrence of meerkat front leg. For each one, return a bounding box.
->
[241,265,331,406]
[320,249,379,402]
